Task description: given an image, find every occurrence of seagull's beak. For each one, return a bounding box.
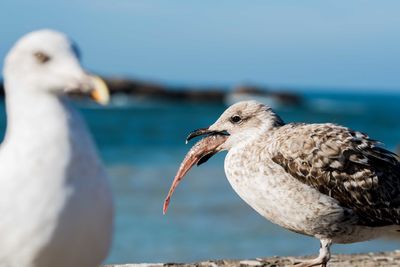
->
[88,75,110,105]
[65,74,110,105]
[185,127,230,165]
[186,128,230,144]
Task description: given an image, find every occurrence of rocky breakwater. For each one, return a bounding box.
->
[0,76,303,106]
[104,251,400,267]
[102,78,303,106]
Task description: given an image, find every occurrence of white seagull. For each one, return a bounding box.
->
[0,30,113,267]
[164,100,400,267]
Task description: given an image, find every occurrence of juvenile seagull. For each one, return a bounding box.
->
[164,100,400,267]
[0,30,113,267]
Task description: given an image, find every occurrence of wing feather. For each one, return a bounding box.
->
[271,123,400,227]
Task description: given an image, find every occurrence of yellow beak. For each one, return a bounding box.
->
[89,75,110,105]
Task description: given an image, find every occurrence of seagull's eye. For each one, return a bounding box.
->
[34,51,51,64]
[230,115,242,124]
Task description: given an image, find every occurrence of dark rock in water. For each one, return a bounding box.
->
[104,78,303,107]
[0,79,4,97]
[104,78,225,103]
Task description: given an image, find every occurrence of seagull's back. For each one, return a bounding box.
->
[271,123,400,226]
[225,122,400,243]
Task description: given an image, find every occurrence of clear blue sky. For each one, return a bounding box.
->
[1,0,400,91]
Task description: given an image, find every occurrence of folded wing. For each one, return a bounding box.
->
[271,123,400,227]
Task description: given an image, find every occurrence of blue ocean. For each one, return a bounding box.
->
[1,91,399,264]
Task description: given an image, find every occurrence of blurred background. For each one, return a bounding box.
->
[1,0,400,265]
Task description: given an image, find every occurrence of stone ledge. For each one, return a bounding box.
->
[104,250,400,267]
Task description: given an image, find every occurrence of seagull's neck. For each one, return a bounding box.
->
[3,83,71,145]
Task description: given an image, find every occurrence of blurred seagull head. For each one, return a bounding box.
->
[3,29,109,104]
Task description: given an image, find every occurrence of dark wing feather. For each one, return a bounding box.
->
[271,123,400,227]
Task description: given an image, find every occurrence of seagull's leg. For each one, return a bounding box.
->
[292,239,332,267]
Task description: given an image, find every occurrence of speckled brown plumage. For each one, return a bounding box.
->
[270,123,400,227]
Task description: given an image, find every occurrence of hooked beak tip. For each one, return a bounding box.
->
[89,75,110,105]
[65,74,110,105]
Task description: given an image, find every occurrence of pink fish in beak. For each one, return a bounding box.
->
[163,129,229,214]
